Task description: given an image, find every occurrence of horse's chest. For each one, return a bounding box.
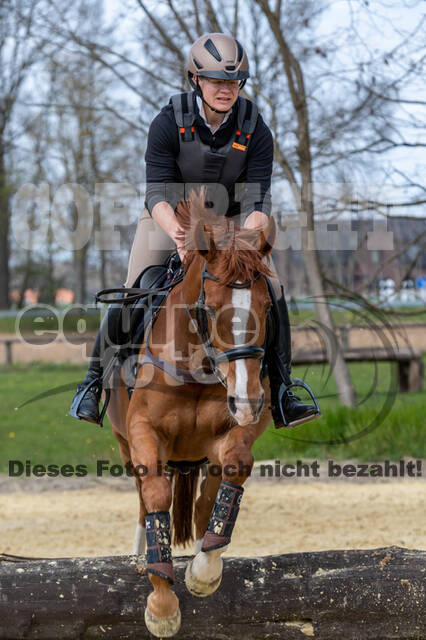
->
[148,401,196,430]
[147,388,229,435]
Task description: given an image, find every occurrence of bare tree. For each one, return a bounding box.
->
[0,1,60,308]
[29,1,140,302]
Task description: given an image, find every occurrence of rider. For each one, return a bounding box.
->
[69,33,319,429]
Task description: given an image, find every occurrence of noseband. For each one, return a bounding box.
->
[183,265,266,388]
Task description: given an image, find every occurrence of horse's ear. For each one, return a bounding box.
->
[194,221,217,261]
[258,216,276,256]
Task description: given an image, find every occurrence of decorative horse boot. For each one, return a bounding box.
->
[185,479,243,597]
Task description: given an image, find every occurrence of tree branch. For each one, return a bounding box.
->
[401,240,426,282]
[203,0,222,32]
[322,271,426,317]
[357,229,426,292]
[166,0,194,43]
[135,0,185,62]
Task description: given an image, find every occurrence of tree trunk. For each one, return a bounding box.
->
[17,251,32,308]
[0,142,10,309]
[302,238,357,407]
[0,547,424,639]
[73,246,88,304]
[253,1,357,407]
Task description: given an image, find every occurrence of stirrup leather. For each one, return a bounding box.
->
[275,377,321,429]
[68,377,111,427]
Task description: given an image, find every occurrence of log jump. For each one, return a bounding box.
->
[0,546,424,639]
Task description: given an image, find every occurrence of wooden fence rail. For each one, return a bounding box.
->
[0,338,424,392]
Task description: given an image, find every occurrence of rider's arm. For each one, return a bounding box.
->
[152,201,187,259]
[240,114,273,228]
[145,108,188,259]
[145,107,180,217]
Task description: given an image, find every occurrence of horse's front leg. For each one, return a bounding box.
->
[185,426,253,597]
[111,428,147,555]
[127,415,180,638]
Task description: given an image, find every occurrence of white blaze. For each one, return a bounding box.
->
[232,287,251,408]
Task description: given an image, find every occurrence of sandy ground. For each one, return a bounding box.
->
[1,478,424,558]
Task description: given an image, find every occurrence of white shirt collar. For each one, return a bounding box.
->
[196,95,232,133]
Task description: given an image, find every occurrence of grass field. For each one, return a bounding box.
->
[1,359,424,475]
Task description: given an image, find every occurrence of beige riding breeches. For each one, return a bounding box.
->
[124,209,175,288]
[124,208,282,298]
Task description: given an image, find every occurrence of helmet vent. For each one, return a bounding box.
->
[225,65,235,70]
[193,57,202,69]
[204,38,222,62]
[235,39,243,62]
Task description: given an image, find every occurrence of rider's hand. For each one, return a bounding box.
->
[173,225,188,262]
[243,210,269,231]
[152,201,188,262]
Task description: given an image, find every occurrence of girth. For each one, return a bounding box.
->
[166,458,209,475]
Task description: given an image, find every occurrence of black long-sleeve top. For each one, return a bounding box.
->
[144,93,273,220]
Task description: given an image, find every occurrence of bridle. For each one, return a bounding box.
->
[182,264,266,388]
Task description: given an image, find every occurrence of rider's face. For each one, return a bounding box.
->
[196,76,239,111]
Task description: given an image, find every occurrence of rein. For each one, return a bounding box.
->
[138,263,267,389]
[95,276,185,305]
[181,265,265,388]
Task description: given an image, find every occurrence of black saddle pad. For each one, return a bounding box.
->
[119,254,184,382]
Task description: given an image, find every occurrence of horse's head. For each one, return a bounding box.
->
[187,211,275,426]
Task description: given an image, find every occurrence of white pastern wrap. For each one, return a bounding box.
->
[194,538,203,554]
[132,522,146,555]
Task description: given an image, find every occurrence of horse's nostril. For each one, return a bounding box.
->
[228,396,237,414]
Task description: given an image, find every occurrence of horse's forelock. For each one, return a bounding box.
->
[175,193,272,283]
[215,246,272,286]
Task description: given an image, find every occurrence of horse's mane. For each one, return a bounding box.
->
[175,190,273,286]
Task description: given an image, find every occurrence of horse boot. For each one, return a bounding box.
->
[266,283,319,428]
[69,304,125,426]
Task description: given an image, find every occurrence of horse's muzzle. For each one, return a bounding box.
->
[228,391,265,425]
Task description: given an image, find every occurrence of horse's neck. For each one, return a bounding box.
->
[149,254,205,363]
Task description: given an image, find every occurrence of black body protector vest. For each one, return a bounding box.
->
[170,92,259,216]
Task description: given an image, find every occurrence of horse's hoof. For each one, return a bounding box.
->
[144,604,181,638]
[185,557,222,597]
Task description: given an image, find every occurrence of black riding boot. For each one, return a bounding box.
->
[69,304,124,426]
[267,284,319,428]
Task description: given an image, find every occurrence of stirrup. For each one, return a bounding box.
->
[276,377,321,429]
[68,377,111,427]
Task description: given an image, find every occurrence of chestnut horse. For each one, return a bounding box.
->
[107,196,275,637]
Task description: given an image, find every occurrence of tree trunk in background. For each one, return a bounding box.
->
[100,249,107,291]
[17,252,32,308]
[0,143,10,308]
[73,247,88,304]
[256,0,357,407]
[302,239,357,406]
[45,224,56,305]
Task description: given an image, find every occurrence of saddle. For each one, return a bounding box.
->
[111,253,184,393]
